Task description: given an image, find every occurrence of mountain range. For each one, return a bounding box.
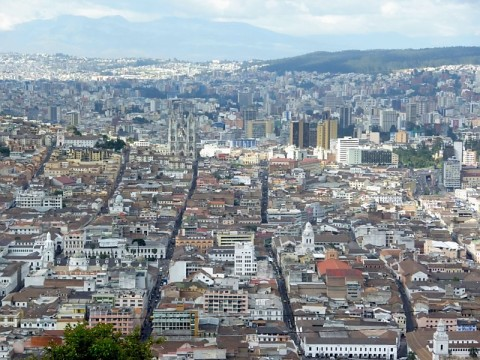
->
[1,15,479,61]
[264,47,480,74]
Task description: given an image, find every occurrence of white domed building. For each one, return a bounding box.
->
[108,194,130,215]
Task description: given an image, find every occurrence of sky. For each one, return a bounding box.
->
[0,0,478,40]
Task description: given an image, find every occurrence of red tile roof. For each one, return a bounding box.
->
[316,259,351,276]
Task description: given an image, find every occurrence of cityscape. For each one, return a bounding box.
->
[1,2,480,360]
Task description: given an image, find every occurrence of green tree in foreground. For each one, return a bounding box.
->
[41,323,153,360]
[469,347,478,358]
[407,351,417,360]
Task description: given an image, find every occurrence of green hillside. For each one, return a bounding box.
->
[264,47,480,74]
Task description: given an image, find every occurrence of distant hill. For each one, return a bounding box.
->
[264,47,480,74]
[2,15,480,61]
[0,15,322,61]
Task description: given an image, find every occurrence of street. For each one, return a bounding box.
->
[140,159,198,340]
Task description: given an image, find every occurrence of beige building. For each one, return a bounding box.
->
[246,119,274,138]
[203,290,248,314]
[395,130,409,144]
[424,239,460,259]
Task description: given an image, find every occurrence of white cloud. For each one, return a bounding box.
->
[0,0,478,41]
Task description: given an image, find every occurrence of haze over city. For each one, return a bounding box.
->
[0,0,479,60]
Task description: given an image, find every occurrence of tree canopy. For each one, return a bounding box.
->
[96,138,126,151]
[41,323,154,360]
[394,144,439,169]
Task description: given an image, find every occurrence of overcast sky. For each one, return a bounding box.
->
[0,0,478,39]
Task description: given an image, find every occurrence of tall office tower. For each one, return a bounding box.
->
[246,119,274,138]
[241,107,257,130]
[67,111,80,127]
[167,101,197,158]
[339,106,352,129]
[443,158,461,190]
[322,110,331,120]
[307,122,318,147]
[47,106,60,123]
[379,109,399,132]
[406,103,417,123]
[238,88,253,109]
[324,92,339,109]
[317,119,338,149]
[290,119,305,148]
[453,141,463,163]
[336,137,360,164]
[391,99,401,111]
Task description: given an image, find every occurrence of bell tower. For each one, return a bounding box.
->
[432,320,449,360]
[42,232,55,268]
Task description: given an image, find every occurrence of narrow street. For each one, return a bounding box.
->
[396,279,415,333]
[140,158,198,340]
[261,164,300,348]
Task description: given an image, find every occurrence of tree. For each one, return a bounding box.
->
[0,146,10,157]
[407,351,417,360]
[469,347,478,358]
[41,323,155,360]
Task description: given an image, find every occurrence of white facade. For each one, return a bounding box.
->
[63,136,99,148]
[336,137,360,165]
[432,321,449,360]
[234,242,257,277]
[42,232,55,268]
[380,109,399,132]
[347,148,362,165]
[302,330,398,359]
[443,158,461,189]
[15,191,62,209]
[463,149,477,167]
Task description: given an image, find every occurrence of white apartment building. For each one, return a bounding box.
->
[443,158,461,190]
[336,137,360,165]
[15,191,62,209]
[234,242,257,277]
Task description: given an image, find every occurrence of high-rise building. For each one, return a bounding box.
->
[238,89,253,109]
[290,120,305,148]
[317,119,338,149]
[234,242,257,277]
[453,141,464,164]
[167,101,197,158]
[242,107,257,129]
[336,137,360,164]
[246,119,274,138]
[67,111,80,127]
[406,103,417,124]
[339,106,352,129]
[307,122,318,147]
[47,106,60,123]
[443,158,461,190]
[379,110,398,132]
